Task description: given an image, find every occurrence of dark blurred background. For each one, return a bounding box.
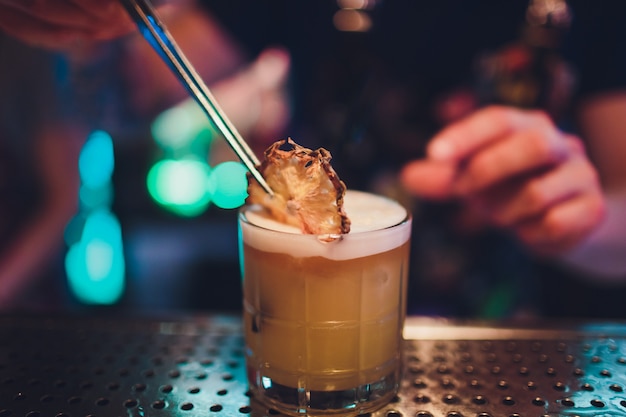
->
[2,0,626,318]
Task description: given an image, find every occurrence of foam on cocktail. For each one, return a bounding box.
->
[343,190,407,233]
[241,190,410,260]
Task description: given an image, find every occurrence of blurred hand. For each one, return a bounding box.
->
[0,0,137,49]
[400,105,606,255]
[211,48,291,149]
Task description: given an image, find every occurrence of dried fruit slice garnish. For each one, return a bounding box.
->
[246,138,351,235]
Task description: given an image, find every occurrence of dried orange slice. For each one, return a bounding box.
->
[246,138,351,235]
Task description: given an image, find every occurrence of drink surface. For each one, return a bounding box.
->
[240,190,412,398]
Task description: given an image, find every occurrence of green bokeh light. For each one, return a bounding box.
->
[146,158,212,216]
[151,99,214,155]
[148,100,250,216]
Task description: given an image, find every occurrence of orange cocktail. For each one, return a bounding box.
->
[239,190,411,416]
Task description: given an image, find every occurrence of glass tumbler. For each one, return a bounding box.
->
[239,192,411,416]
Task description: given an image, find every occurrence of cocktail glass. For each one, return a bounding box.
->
[239,190,411,416]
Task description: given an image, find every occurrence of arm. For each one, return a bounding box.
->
[0,0,135,49]
[0,124,83,310]
[557,92,626,280]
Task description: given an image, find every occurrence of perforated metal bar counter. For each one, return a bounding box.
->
[2,314,626,417]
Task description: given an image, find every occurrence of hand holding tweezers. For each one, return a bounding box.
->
[119,0,274,196]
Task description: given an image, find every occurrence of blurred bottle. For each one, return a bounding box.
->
[474,0,574,119]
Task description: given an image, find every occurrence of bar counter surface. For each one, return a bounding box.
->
[2,314,626,416]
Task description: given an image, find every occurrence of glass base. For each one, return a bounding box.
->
[248,370,398,416]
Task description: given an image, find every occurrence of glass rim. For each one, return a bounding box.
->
[238,204,412,238]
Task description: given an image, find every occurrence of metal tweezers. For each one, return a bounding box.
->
[120,0,274,196]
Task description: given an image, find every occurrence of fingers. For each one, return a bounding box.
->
[428,105,554,161]
[3,0,99,29]
[71,0,137,40]
[0,7,77,48]
[514,192,606,255]
[473,150,601,228]
[454,127,571,195]
[463,132,604,253]
[400,159,458,200]
[0,0,135,48]
[403,107,578,201]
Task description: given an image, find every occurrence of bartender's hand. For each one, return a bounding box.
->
[0,0,137,49]
[400,105,606,255]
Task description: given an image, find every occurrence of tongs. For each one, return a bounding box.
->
[120,0,274,196]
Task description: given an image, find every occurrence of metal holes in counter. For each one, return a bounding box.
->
[392,338,626,417]
[0,315,252,417]
[3,316,626,417]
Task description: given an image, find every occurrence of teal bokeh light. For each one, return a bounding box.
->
[65,209,125,305]
[66,130,125,306]
[208,161,249,209]
[64,212,86,246]
[79,183,113,211]
[79,130,114,189]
